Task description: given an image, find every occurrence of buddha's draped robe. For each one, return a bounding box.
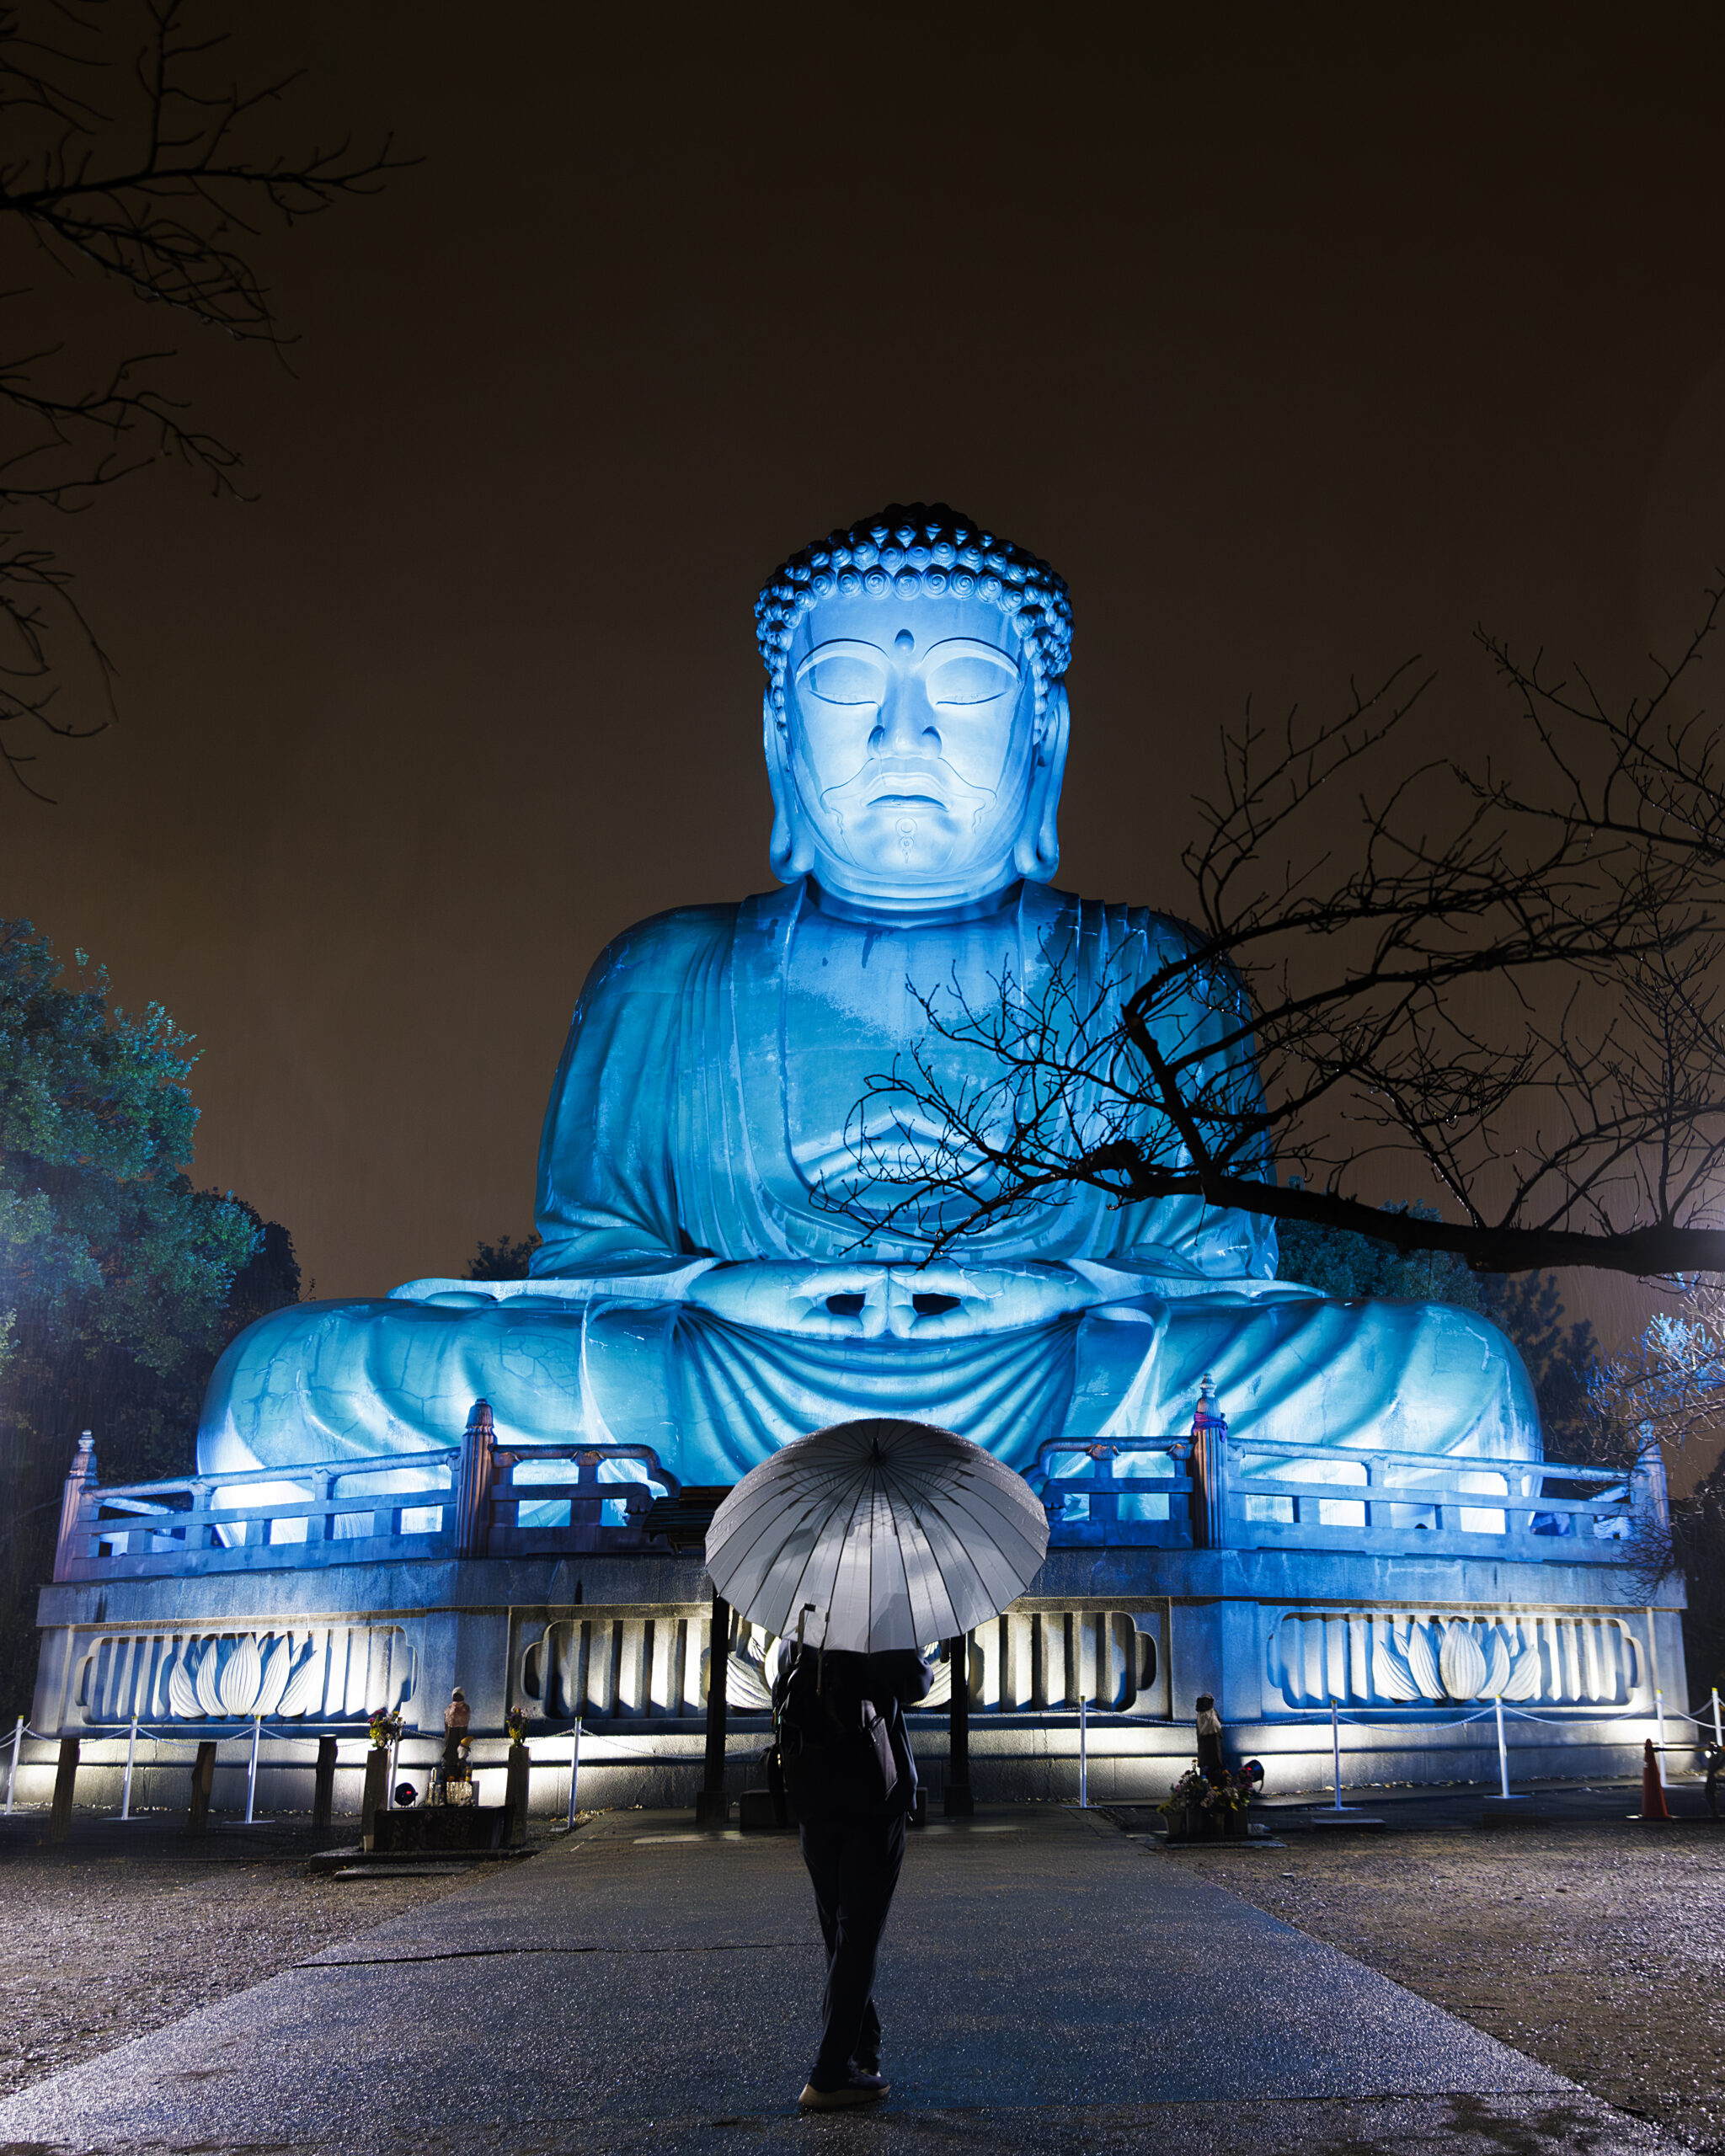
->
[198,882,1538,1485]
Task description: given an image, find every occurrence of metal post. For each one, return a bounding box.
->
[120,1712,139,1820]
[1078,1695,1089,1808]
[245,1717,261,1824]
[1493,1694,1509,1800]
[1713,1688,1722,1750]
[5,1716,20,1813]
[1654,1688,1668,1786]
[943,1636,974,1817]
[1332,1701,1343,1810]
[51,1736,79,1841]
[696,1589,730,1826]
[566,1719,583,1828]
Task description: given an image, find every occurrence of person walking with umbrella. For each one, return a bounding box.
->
[704,1417,1049,2112]
[772,1614,932,2106]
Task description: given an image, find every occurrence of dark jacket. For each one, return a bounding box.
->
[774,1646,932,1821]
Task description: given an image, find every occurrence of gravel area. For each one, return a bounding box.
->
[0,1819,489,2100]
[1166,1822,1725,2151]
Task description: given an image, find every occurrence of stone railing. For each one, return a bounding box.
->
[52,1406,1657,1584]
[1029,1432,1651,1562]
[51,1405,681,1582]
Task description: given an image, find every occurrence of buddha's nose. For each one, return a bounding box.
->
[872,680,940,756]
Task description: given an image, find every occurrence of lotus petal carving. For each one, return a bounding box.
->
[1484,1630,1513,1696]
[254,1636,294,1717]
[1404,1623,1445,1700]
[1439,1622,1488,1700]
[1371,1637,1423,1702]
[220,1634,263,1716]
[1501,1641,1543,1701]
[276,1635,325,1717]
[168,1650,202,1719]
[194,1639,226,1717]
[724,1652,773,1711]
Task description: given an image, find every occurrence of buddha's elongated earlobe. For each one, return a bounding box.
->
[764,692,814,880]
[1014,682,1069,883]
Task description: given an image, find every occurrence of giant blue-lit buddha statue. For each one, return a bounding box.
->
[199,507,1538,1494]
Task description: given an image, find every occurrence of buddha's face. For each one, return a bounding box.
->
[767,590,1068,908]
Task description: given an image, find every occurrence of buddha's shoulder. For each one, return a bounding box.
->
[579,900,740,989]
[1038,885,1208,958]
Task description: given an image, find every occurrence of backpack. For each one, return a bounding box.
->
[768,1643,898,1824]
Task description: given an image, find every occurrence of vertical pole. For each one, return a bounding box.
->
[1654,1688,1668,1786]
[1494,1694,1509,1800]
[1712,1688,1722,1751]
[505,1742,531,1844]
[5,1715,21,1813]
[696,1590,730,1826]
[245,1716,261,1824]
[1331,1702,1343,1810]
[360,1747,388,1849]
[189,1740,216,1832]
[312,1736,337,1829]
[566,1720,582,1828]
[120,1712,139,1820]
[1078,1694,1089,1808]
[943,1636,973,1817]
[50,1736,79,1841]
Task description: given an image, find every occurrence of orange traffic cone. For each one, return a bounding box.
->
[1641,1737,1671,1820]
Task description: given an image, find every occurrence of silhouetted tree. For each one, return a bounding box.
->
[824,595,1725,1280]
[467,1231,540,1282]
[0,0,403,798]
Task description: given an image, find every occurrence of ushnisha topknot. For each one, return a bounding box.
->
[755,503,1074,722]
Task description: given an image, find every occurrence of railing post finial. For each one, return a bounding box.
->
[53,1432,99,1582]
[1189,1376,1228,1549]
[454,1399,496,1559]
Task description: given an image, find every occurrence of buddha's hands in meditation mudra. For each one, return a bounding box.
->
[684,1259,1101,1340]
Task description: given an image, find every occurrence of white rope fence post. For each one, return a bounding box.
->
[1331,1701,1343,1810]
[1078,1695,1089,1808]
[1713,1688,1722,1751]
[1493,1694,1510,1799]
[1654,1688,1669,1786]
[120,1711,139,1820]
[566,1719,582,1828]
[245,1717,262,1824]
[4,1715,20,1814]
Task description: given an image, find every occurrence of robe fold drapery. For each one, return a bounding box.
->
[198,881,1539,1487]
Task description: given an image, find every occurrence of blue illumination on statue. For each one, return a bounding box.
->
[198,507,1538,1490]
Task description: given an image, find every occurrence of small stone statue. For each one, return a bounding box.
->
[1194,1693,1226,1784]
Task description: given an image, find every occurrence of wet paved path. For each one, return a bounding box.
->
[0,1806,1676,2154]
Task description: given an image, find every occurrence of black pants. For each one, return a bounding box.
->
[798,1810,907,2086]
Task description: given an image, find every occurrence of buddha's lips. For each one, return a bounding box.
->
[821,757,996,822]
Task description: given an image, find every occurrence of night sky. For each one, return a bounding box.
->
[5,9,1725,1355]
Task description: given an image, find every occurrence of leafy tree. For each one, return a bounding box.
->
[0,918,296,1713]
[467,1231,540,1282]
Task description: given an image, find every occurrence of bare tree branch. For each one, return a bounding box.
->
[0,1,407,798]
[818,593,1725,1281]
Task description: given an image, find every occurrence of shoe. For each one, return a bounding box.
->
[852,2056,881,2079]
[798,2073,889,2109]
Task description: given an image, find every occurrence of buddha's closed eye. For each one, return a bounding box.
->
[804,654,884,707]
[926,654,1016,707]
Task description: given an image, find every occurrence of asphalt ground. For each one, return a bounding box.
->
[0,1801,1693,2156]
